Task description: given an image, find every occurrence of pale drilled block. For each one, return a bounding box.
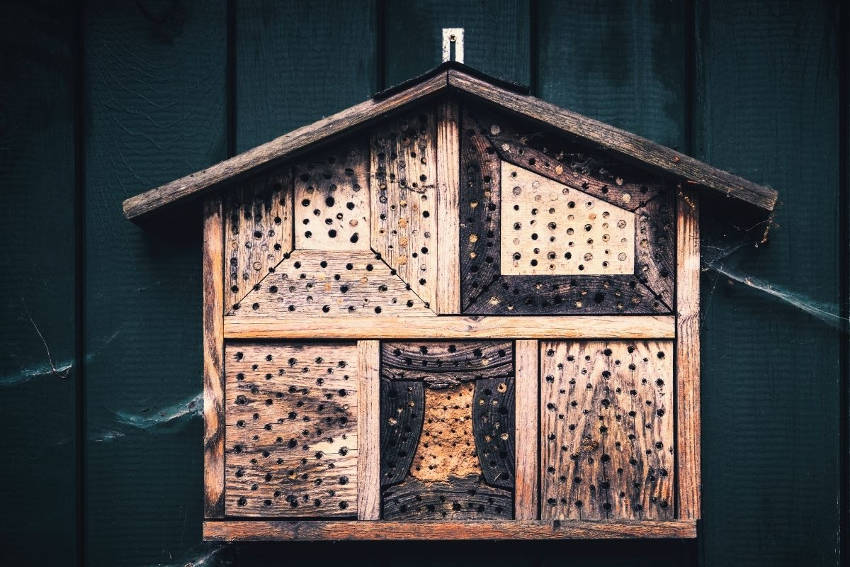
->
[500,164,635,276]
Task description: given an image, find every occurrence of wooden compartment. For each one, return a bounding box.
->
[380,341,515,520]
[224,342,359,517]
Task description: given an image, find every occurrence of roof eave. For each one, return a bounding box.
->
[123,67,777,221]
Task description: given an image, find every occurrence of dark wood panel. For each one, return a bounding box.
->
[694,1,841,565]
[83,1,227,564]
[380,341,515,520]
[0,1,77,564]
[383,0,530,87]
[235,0,377,151]
[459,104,674,315]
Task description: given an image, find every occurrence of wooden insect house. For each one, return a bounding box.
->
[123,61,777,541]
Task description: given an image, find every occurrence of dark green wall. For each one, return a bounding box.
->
[0,1,845,565]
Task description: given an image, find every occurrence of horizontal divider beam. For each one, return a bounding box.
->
[203,519,696,541]
[224,315,675,340]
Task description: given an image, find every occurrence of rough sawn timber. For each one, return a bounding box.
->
[223,315,676,339]
[203,519,697,540]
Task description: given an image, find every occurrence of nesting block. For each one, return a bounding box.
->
[380,341,515,520]
[370,112,438,309]
[225,343,358,517]
[539,340,674,521]
[294,142,370,250]
[500,163,635,276]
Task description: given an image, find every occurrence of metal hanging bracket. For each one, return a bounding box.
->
[442,28,464,63]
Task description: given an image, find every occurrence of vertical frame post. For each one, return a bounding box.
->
[357,340,381,519]
[203,196,225,518]
[514,339,539,520]
[676,187,701,519]
[436,100,461,313]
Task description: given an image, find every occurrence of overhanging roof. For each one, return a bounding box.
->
[123,62,778,220]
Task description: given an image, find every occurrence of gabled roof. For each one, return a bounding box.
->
[123,61,778,220]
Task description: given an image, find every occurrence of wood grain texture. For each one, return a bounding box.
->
[204,519,697,540]
[357,340,381,520]
[223,170,293,311]
[224,315,676,339]
[499,163,636,276]
[203,198,225,518]
[379,378,424,487]
[122,72,448,219]
[448,69,777,211]
[436,101,461,313]
[460,105,674,314]
[294,141,370,251]
[370,110,439,309]
[676,188,700,520]
[228,250,433,317]
[540,340,674,521]
[380,341,514,520]
[224,343,358,517]
[514,340,539,520]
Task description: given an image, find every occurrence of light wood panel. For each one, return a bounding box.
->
[204,519,697,540]
[371,111,439,309]
[500,163,635,276]
[224,315,676,339]
[357,340,380,520]
[203,198,225,518]
[293,142,370,251]
[676,188,701,519]
[224,343,358,517]
[436,101,461,313]
[540,340,674,521]
[514,339,539,520]
[229,250,433,318]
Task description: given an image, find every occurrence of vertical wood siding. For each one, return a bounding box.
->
[0,1,843,565]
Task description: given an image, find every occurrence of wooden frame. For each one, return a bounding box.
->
[135,62,759,542]
[202,197,225,518]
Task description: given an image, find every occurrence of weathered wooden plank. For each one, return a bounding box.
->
[357,340,380,520]
[228,250,433,317]
[224,315,676,339]
[436,101,461,313]
[224,343,358,517]
[448,69,777,211]
[676,188,700,520]
[540,340,674,521]
[514,340,539,520]
[204,519,698,540]
[293,141,370,251]
[203,198,225,518]
[0,1,77,563]
[223,170,293,311]
[370,110,439,309]
[123,74,447,220]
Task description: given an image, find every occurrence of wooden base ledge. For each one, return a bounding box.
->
[224,315,675,339]
[204,520,696,541]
